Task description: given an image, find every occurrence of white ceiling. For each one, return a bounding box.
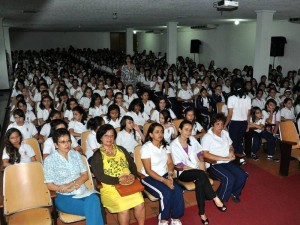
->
[0,0,300,32]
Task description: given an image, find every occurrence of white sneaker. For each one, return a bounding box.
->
[158,221,169,225]
[171,219,182,225]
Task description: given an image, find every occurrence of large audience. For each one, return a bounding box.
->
[2,46,300,225]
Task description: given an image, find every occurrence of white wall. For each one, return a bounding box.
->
[10,31,110,51]
[137,20,300,74]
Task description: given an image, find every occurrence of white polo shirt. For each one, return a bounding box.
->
[79,97,91,109]
[93,89,106,98]
[7,122,38,139]
[252,98,266,110]
[124,94,139,105]
[140,141,170,176]
[163,126,175,143]
[40,123,51,138]
[2,143,35,163]
[85,131,100,160]
[262,110,281,124]
[37,108,51,121]
[116,129,141,154]
[88,105,108,118]
[250,117,265,133]
[143,100,155,116]
[227,95,251,121]
[202,128,232,167]
[126,111,149,127]
[103,97,114,106]
[150,109,176,123]
[192,122,204,135]
[280,107,295,120]
[10,110,36,123]
[163,88,176,98]
[118,103,129,117]
[64,109,73,121]
[178,89,193,101]
[68,121,87,140]
[103,116,122,128]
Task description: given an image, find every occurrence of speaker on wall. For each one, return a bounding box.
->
[270,36,287,57]
[190,39,202,53]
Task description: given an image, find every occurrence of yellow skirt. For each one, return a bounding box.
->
[100,183,144,213]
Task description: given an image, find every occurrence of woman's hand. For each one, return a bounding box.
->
[162,177,174,190]
[119,174,135,185]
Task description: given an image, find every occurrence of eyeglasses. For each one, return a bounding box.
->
[58,140,72,144]
[103,134,114,139]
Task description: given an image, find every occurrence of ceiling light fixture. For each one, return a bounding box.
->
[234,20,240,25]
[133,30,137,34]
[112,12,118,20]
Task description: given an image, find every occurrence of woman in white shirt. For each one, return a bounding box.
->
[68,106,87,143]
[203,114,248,203]
[126,99,150,128]
[124,84,139,105]
[37,95,55,126]
[113,92,129,117]
[170,120,227,225]
[158,110,177,144]
[281,98,295,121]
[252,89,266,110]
[2,128,36,168]
[262,99,281,136]
[224,79,251,161]
[88,93,107,118]
[141,123,184,225]
[140,90,155,117]
[43,119,82,159]
[116,116,144,155]
[151,96,176,123]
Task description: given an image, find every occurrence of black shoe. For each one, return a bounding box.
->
[201,217,209,225]
[267,155,280,162]
[231,194,240,203]
[213,200,227,212]
[251,153,259,161]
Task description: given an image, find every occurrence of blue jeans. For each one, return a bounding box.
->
[56,193,104,225]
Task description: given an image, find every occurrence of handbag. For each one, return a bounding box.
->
[115,179,145,197]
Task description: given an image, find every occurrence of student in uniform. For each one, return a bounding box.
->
[103,104,122,129]
[68,106,87,144]
[116,116,144,156]
[224,79,251,164]
[2,128,36,168]
[126,99,150,129]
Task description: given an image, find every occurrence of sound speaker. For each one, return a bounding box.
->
[270,36,287,57]
[190,40,201,53]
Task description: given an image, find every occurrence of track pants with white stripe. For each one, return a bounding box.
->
[142,174,185,220]
[208,162,248,201]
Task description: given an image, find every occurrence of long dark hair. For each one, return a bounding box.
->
[90,93,103,108]
[231,78,246,98]
[128,99,144,113]
[144,123,168,148]
[106,104,120,121]
[251,107,262,123]
[5,128,23,164]
[120,116,138,141]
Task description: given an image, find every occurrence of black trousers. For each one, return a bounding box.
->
[179,169,216,215]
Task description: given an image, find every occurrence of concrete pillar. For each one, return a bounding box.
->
[167,22,178,66]
[3,26,12,73]
[126,28,134,55]
[253,10,276,81]
[0,18,10,89]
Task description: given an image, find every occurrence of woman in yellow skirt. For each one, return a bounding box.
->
[90,124,145,225]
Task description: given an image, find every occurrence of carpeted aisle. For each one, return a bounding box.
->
[132,163,300,225]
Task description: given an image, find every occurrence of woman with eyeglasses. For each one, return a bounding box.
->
[43,128,104,225]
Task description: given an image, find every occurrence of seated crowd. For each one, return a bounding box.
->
[2,47,300,225]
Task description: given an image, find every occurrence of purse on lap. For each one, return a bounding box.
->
[115,179,145,197]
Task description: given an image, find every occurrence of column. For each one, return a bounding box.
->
[167,22,178,66]
[253,10,276,81]
[0,18,10,89]
[4,26,12,73]
[126,28,134,55]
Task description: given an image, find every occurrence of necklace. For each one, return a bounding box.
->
[102,146,115,156]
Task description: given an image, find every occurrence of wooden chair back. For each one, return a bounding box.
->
[143,122,152,136]
[81,155,94,190]
[23,138,43,163]
[216,102,225,114]
[173,119,183,131]
[279,121,300,149]
[81,131,92,155]
[3,162,52,215]
[134,145,143,173]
